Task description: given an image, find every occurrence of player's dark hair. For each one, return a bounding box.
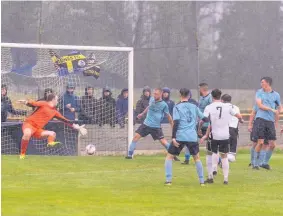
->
[261,77,272,86]
[211,89,222,100]
[46,93,57,102]
[199,83,208,88]
[179,88,190,98]
[221,94,232,103]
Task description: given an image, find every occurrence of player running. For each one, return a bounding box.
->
[200,89,243,185]
[165,88,209,186]
[126,88,178,160]
[18,93,87,159]
[221,94,241,162]
[253,77,282,170]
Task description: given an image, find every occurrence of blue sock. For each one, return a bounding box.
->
[185,148,190,161]
[218,157,222,164]
[165,159,173,182]
[164,143,170,150]
[264,150,273,165]
[253,151,260,167]
[250,147,255,164]
[195,160,204,184]
[128,141,137,156]
[259,150,266,166]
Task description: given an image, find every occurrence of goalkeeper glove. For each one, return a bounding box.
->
[72,124,87,136]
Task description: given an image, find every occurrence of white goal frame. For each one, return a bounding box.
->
[1,43,134,151]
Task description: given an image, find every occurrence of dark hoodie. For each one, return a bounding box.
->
[59,84,80,120]
[1,84,27,122]
[98,87,116,126]
[161,87,175,123]
[116,88,128,126]
[135,86,151,124]
[79,86,98,124]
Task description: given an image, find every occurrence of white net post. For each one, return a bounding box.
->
[1,43,134,156]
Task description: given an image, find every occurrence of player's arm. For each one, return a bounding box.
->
[248,109,256,132]
[166,113,174,129]
[200,126,211,144]
[54,111,87,135]
[255,93,276,113]
[230,107,244,123]
[137,106,149,119]
[171,107,180,147]
[18,99,47,107]
[197,107,209,124]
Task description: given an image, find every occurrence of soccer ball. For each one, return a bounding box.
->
[228,153,236,162]
[86,144,96,155]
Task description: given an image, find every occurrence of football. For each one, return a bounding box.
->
[86,144,96,155]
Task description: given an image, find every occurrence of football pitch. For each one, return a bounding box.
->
[2,152,283,216]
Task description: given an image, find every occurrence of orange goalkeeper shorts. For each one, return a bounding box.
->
[22,122,44,139]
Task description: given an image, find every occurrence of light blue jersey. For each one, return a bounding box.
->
[255,89,281,122]
[198,93,212,128]
[144,97,170,128]
[173,101,204,142]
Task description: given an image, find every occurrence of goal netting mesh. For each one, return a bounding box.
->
[1,45,131,156]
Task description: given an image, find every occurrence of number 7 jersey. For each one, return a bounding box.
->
[203,101,237,140]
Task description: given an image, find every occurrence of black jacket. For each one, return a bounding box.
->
[98,88,116,125]
[1,95,27,122]
[79,91,98,124]
[135,95,151,124]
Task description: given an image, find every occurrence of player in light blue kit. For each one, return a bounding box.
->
[253,77,282,170]
[165,88,209,185]
[126,88,179,161]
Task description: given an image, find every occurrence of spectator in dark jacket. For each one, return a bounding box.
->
[188,90,199,106]
[59,83,80,120]
[116,88,128,128]
[135,86,151,124]
[79,86,98,124]
[1,84,27,122]
[161,87,175,123]
[98,87,116,127]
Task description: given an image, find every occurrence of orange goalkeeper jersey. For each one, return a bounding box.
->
[25,100,71,128]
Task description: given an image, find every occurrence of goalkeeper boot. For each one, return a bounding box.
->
[47,141,61,147]
[20,154,26,160]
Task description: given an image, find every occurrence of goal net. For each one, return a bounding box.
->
[1,43,134,156]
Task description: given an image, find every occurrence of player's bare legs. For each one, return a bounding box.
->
[126,133,142,159]
[159,138,180,161]
[20,128,32,159]
[253,139,264,169]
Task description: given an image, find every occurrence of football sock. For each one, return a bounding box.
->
[47,135,56,144]
[195,160,204,184]
[212,153,219,173]
[264,150,273,165]
[259,149,266,166]
[250,146,255,164]
[185,147,190,161]
[20,139,29,155]
[222,157,229,182]
[165,158,173,182]
[253,151,260,167]
[164,143,170,150]
[206,155,213,179]
[128,141,137,156]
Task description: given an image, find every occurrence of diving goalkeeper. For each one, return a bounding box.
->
[18,93,87,159]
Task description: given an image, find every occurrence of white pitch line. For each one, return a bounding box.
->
[2,167,161,177]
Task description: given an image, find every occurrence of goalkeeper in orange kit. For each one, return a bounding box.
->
[18,93,87,159]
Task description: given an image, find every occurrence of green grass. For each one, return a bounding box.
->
[2,153,283,216]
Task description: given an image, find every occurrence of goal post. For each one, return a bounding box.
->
[1,42,134,156]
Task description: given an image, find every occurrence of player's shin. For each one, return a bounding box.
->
[185,147,190,161]
[165,155,173,182]
[195,159,204,184]
[259,149,266,166]
[221,156,229,182]
[20,139,29,156]
[206,154,213,179]
[264,144,275,165]
[250,145,255,165]
[212,153,219,174]
[128,141,137,157]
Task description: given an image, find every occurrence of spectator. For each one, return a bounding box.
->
[1,84,27,122]
[98,87,116,127]
[59,83,80,121]
[135,86,151,124]
[79,86,98,124]
[161,87,175,123]
[188,90,199,106]
[116,88,128,128]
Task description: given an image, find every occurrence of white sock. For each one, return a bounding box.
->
[222,157,229,182]
[212,153,219,173]
[206,155,213,179]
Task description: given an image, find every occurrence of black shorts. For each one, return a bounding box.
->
[168,141,199,156]
[256,118,276,141]
[209,139,230,154]
[250,119,269,144]
[136,124,164,140]
[229,127,238,153]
